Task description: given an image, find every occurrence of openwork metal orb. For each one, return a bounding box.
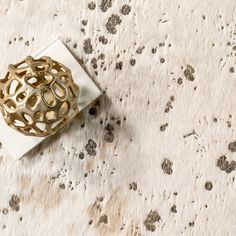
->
[0,56,79,137]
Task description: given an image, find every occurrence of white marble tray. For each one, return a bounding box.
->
[0,39,101,160]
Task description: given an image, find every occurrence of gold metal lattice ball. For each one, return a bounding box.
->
[0,56,79,137]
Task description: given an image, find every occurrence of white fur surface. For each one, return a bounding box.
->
[0,0,236,235]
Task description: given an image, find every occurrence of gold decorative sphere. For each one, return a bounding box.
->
[0,56,79,137]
